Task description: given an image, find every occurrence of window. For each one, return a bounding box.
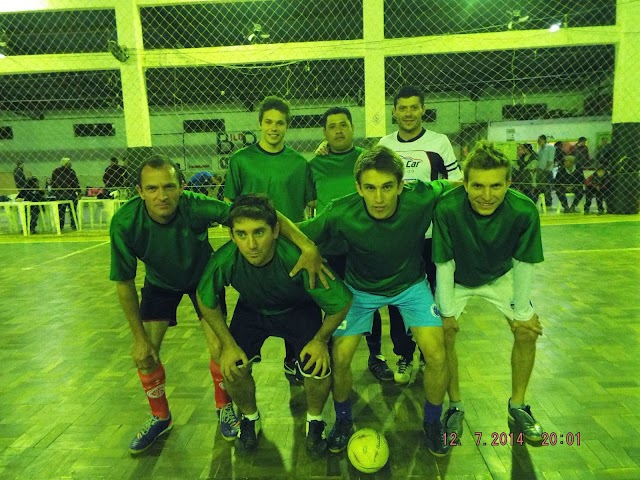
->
[74,123,115,137]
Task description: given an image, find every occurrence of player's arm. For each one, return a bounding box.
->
[116,279,159,369]
[276,211,333,289]
[510,260,542,335]
[196,292,249,379]
[435,260,458,331]
[300,300,352,377]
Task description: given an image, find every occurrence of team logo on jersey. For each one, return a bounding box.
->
[146,384,165,399]
[431,304,441,317]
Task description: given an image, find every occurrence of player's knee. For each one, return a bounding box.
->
[422,347,446,368]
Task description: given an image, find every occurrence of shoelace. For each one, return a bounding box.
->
[220,404,239,426]
[397,361,410,373]
[137,416,159,437]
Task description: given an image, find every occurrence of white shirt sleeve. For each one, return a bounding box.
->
[512,259,535,321]
[435,260,456,317]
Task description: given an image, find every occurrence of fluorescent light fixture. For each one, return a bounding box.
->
[549,22,562,32]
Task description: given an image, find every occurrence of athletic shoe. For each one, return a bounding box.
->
[305,420,328,457]
[217,402,240,441]
[508,400,543,442]
[284,358,304,386]
[394,357,413,384]
[129,414,173,454]
[368,355,394,381]
[238,414,262,451]
[423,420,450,457]
[327,418,354,453]
[443,407,465,440]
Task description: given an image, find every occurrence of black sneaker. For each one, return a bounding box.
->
[305,420,328,457]
[327,418,354,453]
[508,400,543,442]
[443,407,464,440]
[284,358,304,386]
[368,355,394,381]
[238,414,262,451]
[423,420,450,457]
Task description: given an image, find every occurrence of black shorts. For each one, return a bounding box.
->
[229,301,322,373]
[140,279,226,327]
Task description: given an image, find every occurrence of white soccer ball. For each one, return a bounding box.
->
[347,428,389,474]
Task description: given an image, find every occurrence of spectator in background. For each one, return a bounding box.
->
[103,157,128,190]
[211,174,225,201]
[555,155,584,213]
[573,137,590,167]
[514,143,539,203]
[554,141,566,168]
[188,171,214,196]
[584,164,608,215]
[44,177,56,199]
[17,176,45,234]
[51,157,81,230]
[13,160,28,191]
[536,135,555,207]
[596,137,615,171]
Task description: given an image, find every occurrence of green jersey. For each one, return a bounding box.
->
[309,147,362,213]
[110,191,230,291]
[300,180,450,296]
[197,237,352,316]
[225,144,313,222]
[432,186,544,287]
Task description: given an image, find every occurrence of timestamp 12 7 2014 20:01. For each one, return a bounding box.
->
[444,432,582,446]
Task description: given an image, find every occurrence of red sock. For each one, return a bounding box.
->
[210,360,232,409]
[138,364,170,419]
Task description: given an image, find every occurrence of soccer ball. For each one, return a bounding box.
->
[347,428,389,474]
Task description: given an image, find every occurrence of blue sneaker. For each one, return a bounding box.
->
[217,402,240,441]
[129,414,173,454]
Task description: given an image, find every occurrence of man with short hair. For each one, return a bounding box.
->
[573,137,590,167]
[536,135,555,207]
[301,145,453,457]
[197,194,352,456]
[225,96,315,384]
[110,155,329,454]
[13,160,27,190]
[103,157,128,189]
[432,141,545,444]
[555,155,584,213]
[309,106,393,382]
[51,157,81,231]
[378,85,462,385]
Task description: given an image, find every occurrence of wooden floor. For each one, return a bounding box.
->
[0,214,639,479]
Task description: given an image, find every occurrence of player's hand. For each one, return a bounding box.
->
[132,338,159,370]
[300,339,330,378]
[441,316,459,332]
[314,141,329,156]
[220,344,249,380]
[510,313,543,336]
[290,244,334,289]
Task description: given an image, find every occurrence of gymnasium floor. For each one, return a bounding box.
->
[0,214,639,479]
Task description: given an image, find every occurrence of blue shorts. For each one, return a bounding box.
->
[334,277,442,337]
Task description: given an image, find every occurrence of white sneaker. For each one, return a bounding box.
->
[394,357,413,384]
